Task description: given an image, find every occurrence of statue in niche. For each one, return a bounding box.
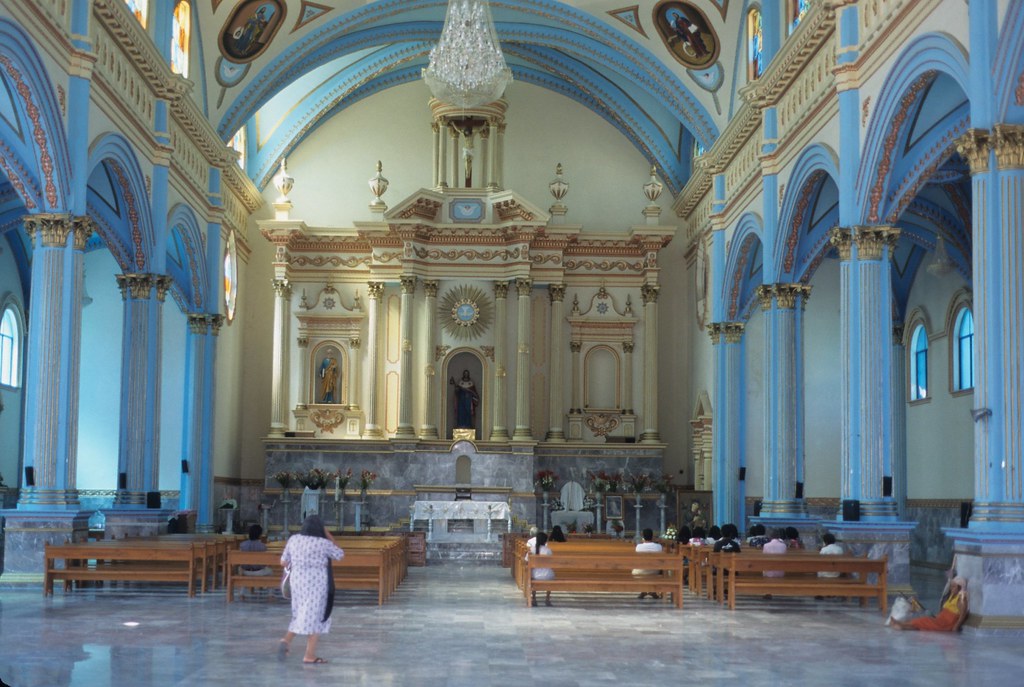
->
[449,370,479,428]
[319,354,340,404]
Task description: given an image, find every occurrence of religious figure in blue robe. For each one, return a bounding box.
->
[449,370,479,428]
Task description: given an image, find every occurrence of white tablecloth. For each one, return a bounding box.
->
[411,500,511,521]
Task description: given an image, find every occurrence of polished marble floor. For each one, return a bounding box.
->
[0,565,1019,687]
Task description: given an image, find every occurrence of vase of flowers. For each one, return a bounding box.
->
[359,469,377,500]
[334,467,352,502]
[299,467,331,491]
[626,471,652,495]
[653,473,674,503]
[534,469,558,493]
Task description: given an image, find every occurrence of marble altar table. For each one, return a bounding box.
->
[410,500,512,542]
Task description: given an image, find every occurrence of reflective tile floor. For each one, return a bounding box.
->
[0,566,1020,687]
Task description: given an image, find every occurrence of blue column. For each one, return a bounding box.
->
[711,322,745,525]
[180,313,222,531]
[113,274,171,506]
[758,284,812,517]
[830,226,899,521]
[18,216,93,509]
[890,323,908,519]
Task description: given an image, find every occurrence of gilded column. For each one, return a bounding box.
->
[269,278,291,438]
[829,225,900,520]
[757,283,812,517]
[622,341,635,415]
[490,281,510,441]
[363,282,385,438]
[348,336,361,410]
[512,277,533,441]
[710,322,745,525]
[546,284,566,441]
[114,273,173,506]
[420,281,440,439]
[639,284,661,443]
[396,275,417,439]
[18,215,93,508]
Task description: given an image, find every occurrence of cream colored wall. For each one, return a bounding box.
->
[742,310,765,499]
[0,234,24,489]
[275,81,673,232]
[803,257,842,497]
[903,259,973,499]
[659,236,692,481]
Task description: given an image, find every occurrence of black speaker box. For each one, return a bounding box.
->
[24,466,34,487]
[181,460,189,474]
[118,472,127,490]
[738,467,746,481]
[960,501,972,528]
[842,499,860,522]
[882,476,893,497]
[146,491,161,509]
[795,481,804,499]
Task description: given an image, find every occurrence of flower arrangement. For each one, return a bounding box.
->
[664,525,678,540]
[549,498,564,512]
[274,471,296,489]
[534,469,558,492]
[582,523,595,534]
[334,467,353,490]
[589,469,623,493]
[653,473,675,493]
[606,471,623,493]
[298,467,331,490]
[360,469,378,490]
[610,519,624,535]
[626,471,652,494]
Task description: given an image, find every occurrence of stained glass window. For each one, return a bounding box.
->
[910,324,928,400]
[171,0,191,77]
[0,307,20,388]
[747,8,763,81]
[125,0,147,27]
[954,308,974,391]
[789,0,810,33]
[224,230,238,323]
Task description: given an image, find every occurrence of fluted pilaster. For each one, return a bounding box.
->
[546,284,566,441]
[420,280,439,439]
[709,321,745,525]
[512,278,533,441]
[639,284,660,443]
[395,276,417,439]
[490,281,510,440]
[268,278,291,438]
[363,282,385,438]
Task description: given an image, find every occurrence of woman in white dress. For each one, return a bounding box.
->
[279,515,344,664]
[525,531,555,607]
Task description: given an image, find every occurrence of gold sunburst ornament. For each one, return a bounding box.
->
[439,284,493,340]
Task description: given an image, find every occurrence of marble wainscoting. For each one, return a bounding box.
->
[0,510,92,582]
[827,521,917,595]
[945,528,1024,634]
[907,500,964,568]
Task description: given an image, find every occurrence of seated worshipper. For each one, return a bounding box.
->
[890,577,969,632]
[675,525,692,546]
[706,525,722,545]
[762,529,788,578]
[525,526,539,552]
[634,528,665,599]
[747,523,770,549]
[817,532,844,578]
[689,527,708,546]
[713,523,742,553]
[549,525,568,543]
[785,526,805,549]
[240,524,271,599]
[525,531,554,607]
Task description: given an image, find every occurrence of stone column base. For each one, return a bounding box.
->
[945,528,1024,634]
[758,500,810,518]
[826,521,916,596]
[0,509,92,579]
[100,509,172,539]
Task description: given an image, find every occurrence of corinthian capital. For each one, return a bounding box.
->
[956,129,991,174]
[641,284,660,304]
[367,281,385,299]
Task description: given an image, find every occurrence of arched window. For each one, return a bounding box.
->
[692,138,706,160]
[171,0,191,77]
[126,0,147,26]
[747,8,763,80]
[0,306,21,388]
[229,127,246,170]
[789,0,810,33]
[223,229,238,323]
[910,324,928,401]
[954,308,974,391]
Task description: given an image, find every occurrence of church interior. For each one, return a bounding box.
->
[2,0,1024,680]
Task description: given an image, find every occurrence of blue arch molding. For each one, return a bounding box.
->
[722,212,763,322]
[86,133,156,273]
[249,44,691,194]
[0,18,71,213]
[218,3,718,158]
[167,203,209,314]
[774,143,839,282]
[994,0,1024,123]
[855,32,969,225]
[0,183,32,307]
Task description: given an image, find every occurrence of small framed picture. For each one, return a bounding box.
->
[605,495,623,520]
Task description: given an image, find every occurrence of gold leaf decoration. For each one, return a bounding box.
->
[438,284,493,340]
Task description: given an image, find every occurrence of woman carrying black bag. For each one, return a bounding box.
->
[278,515,344,664]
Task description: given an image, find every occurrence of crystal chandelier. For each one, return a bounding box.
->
[422,0,512,108]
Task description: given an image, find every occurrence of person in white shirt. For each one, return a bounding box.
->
[817,532,844,578]
[634,528,664,598]
[525,531,554,606]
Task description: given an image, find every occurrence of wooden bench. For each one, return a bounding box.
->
[523,550,685,608]
[712,551,888,612]
[44,540,205,597]
[512,539,641,590]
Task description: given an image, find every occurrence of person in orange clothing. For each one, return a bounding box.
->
[891,576,969,631]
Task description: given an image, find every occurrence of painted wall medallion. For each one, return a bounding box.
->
[219,0,287,64]
[652,1,719,69]
[449,198,485,222]
[439,285,493,340]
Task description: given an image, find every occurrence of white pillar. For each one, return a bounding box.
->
[420,280,439,439]
[449,126,460,190]
[546,284,566,441]
[622,341,635,414]
[396,275,417,439]
[269,278,291,437]
[512,278,533,441]
[479,126,491,189]
[363,282,384,438]
[347,336,361,410]
[431,122,440,189]
[640,284,660,443]
[296,336,309,406]
[490,281,510,441]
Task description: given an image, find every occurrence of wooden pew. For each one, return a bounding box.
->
[512,539,641,590]
[523,550,686,608]
[44,540,205,597]
[713,551,888,612]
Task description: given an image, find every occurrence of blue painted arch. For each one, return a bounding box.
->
[166,203,209,314]
[774,143,839,283]
[85,133,155,273]
[855,33,969,225]
[994,0,1024,123]
[722,213,764,322]
[0,18,71,213]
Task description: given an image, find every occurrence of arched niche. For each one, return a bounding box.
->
[455,454,471,484]
[310,340,346,405]
[442,349,486,440]
[584,344,620,410]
